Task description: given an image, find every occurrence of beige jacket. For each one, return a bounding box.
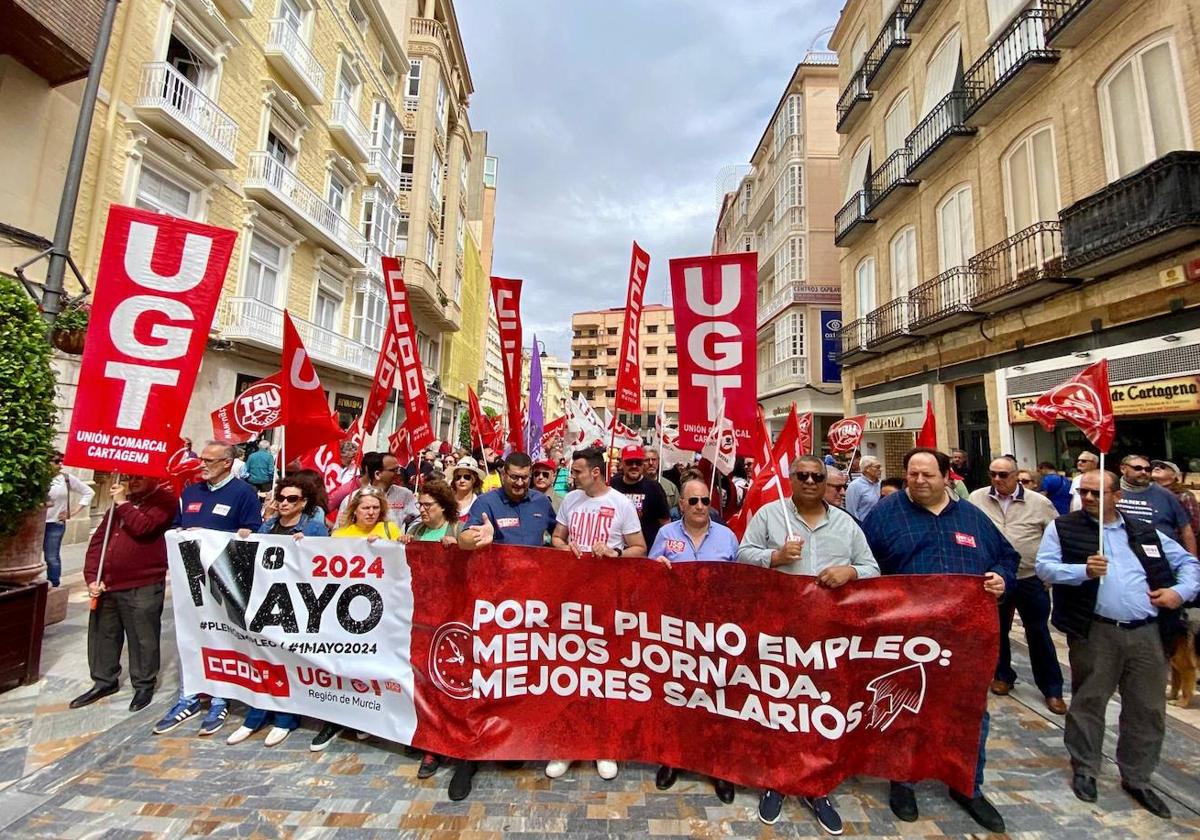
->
[968,485,1059,577]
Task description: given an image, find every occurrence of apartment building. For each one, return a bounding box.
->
[520,349,570,424]
[468,130,506,416]
[712,54,846,438]
[38,0,484,453]
[570,305,678,429]
[830,0,1200,485]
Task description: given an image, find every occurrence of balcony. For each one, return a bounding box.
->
[834,191,876,246]
[212,0,253,17]
[219,297,373,377]
[867,148,917,214]
[969,221,1080,312]
[963,10,1059,125]
[902,0,944,33]
[759,360,809,395]
[264,19,325,104]
[773,134,804,164]
[1043,0,1122,47]
[909,266,983,335]
[403,257,460,332]
[410,17,451,62]
[133,63,237,169]
[1061,151,1200,276]
[863,10,912,88]
[244,152,367,267]
[758,280,805,328]
[837,318,876,363]
[866,297,918,351]
[328,99,370,163]
[765,205,805,259]
[836,69,873,133]
[365,147,402,193]
[905,90,976,178]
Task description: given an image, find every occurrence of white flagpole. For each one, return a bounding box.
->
[657,400,665,473]
[1097,451,1106,587]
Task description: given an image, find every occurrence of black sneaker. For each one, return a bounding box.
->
[889,782,918,822]
[758,790,784,825]
[1121,782,1172,819]
[418,753,442,779]
[310,723,343,752]
[803,796,843,836]
[948,789,1005,833]
[448,761,477,801]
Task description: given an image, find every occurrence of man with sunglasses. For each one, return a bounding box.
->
[737,455,878,833]
[532,458,564,513]
[969,457,1064,713]
[609,444,671,549]
[1116,454,1196,555]
[333,451,417,528]
[1036,470,1199,818]
[1069,451,1099,511]
[824,468,849,510]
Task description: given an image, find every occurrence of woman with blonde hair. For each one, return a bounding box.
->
[332,486,400,541]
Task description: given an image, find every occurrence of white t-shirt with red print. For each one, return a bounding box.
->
[558,488,642,551]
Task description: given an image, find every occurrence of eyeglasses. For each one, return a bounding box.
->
[533,471,553,479]
[1018,478,1035,485]
[417,500,438,509]
[1076,458,1096,464]
[624,460,644,466]
[989,471,1012,479]
[684,496,711,506]
[792,471,827,483]
[453,473,475,482]
[505,473,530,484]
[829,484,847,492]
[1126,464,1150,472]
[275,494,303,504]
[1077,488,1103,498]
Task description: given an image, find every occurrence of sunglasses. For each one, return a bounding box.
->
[792,471,827,483]
[684,496,711,506]
[989,471,1012,479]
[1077,488,1103,498]
[1019,478,1035,485]
[624,460,644,466]
[1076,458,1096,464]
[199,457,230,464]
[275,493,303,504]
[1125,464,1149,472]
[453,473,475,481]
[533,471,553,479]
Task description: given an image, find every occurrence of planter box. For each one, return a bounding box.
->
[45,584,70,625]
[0,580,48,691]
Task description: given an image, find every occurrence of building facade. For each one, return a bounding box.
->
[570,304,678,430]
[830,0,1200,485]
[712,54,846,438]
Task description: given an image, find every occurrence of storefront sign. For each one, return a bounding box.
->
[335,393,364,417]
[1009,375,1200,423]
[867,415,906,431]
[821,311,841,384]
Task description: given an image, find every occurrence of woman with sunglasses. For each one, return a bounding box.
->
[44,451,94,588]
[332,487,400,541]
[449,457,485,523]
[227,480,329,748]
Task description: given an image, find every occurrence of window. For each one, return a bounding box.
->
[398,132,415,187]
[646,367,658,376]
[1099,37,1190,179]
[849,27,868,71]
[739,181,752,216]
[396,212,409,255]
[245,233,283,304]
[266,131,294,168]
[327,174,348,217]
[164,34,211,94]
[855,256,876,317]
[353,277,387,350]
[776,236,804,283]
[456,208,465,254]
[741,234,753,252]
[335,65,359,109]
[436,77,449,134]
[774,94,802,150]
[775,163,802,214]
[606,327,617,335]
[774,311,804,362]
[605,368,616,376]
[605,390,616,399]
[483,156,498,188]
[279,0,303,34]
[666,389,678,399]
[371,100,401,161]
[921,29,962,121]
[1003,125,1059,234]
[348,0,368,31]
[381,54,396,87]
[647,324,658,333]
[314,274,343,331]
[460,156,469,192]
[844,139,872,202]
[890,226,918,297]
[986,0,1026,33]
[646,346,658,355]
[406,58,422,105]
[884,91,912,156]
[425,226,437,268]
[606,347,616,356]
[454,267,462,303]
[135,165,194,217]
[937,184,976,271]
[667,324,674,333]
[430,150,443,203]
[666,367,677,376]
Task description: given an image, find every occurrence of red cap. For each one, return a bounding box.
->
[534,458,556,471]
[621,444,646,461]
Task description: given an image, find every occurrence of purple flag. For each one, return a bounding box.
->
[526,334,545,459]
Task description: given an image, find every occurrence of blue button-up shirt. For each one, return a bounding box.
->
[845,475,881,521]
[649,518,739,563]
[1035,514,1200,621]
[466,488,556,547]
[861,490,1019,591]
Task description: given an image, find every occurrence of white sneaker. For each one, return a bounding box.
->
[264,726,291,747]
[225,725,255,745]
[595,760,618,780]
[545,760,572,779]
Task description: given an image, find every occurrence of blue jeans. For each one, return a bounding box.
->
[43,521,65,587]
[996,576,1064,699]
[243,707,299,730]
[179,687,227,713]
[896,709,989,798]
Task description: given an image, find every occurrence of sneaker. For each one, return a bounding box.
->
[264,726,291,747]
[225,725,256,745]
[545,760,571,779]
[418,753,442,779]
[197,705,228,736]
[152,698,201,735]
[758,790,784,825]
[595,759,618,780]
[803,796,844,836]
[354,730,370,741]
[311,723,343,752]
[448,761,477,801]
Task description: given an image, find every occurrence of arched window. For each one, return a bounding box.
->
[1099,35,1191,179]
[936,184,975,272]
[1002,124,1059,234]
[890,226,918,298]
[855,256,876,317]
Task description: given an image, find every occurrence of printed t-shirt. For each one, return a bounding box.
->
[558,488,642,551]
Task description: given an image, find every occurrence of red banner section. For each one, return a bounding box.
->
[381,257,434,452]
[406,545,995,797]
[828,415,867,454]
[281,311,344,459]
[491,276,524,452]
[614,242,650,414]
[797,410,814,458]
[210,372,282,443]
[668,253,757,452]
[64,205,236,476]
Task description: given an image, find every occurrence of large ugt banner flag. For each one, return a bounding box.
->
[613,242,650,413]
[65,205,236,476]
[168,531,996,796]
[669,253,757,452]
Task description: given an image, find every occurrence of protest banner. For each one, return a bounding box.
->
[669,253,757,452]
[614,242,650,413]
[169,531,995,797]
[210,372,282,443]
[64,205,237,476]
[280,312,345,461]
[381,257,434,452]
[491,276,524,452]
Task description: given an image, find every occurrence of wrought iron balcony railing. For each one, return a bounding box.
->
[909,265,983,333]
[866,296,918,350]
[867,148,917,211]
[963,9,1059,123]
[969,220,1078,310]
[836,69,872,132]
[834,190,875,245]
[863,8,912,87]
[905,90,976,177]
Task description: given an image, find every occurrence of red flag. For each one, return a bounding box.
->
[669,253,758,452]
[280,310,344,458]
[210,372,282,443]
[1026,359,1115,453]
[164,434,204,497]
[751,406,773,476]
[915,400,937,448]
[491,276,524,451]
[296,436,345,494]
[828,415,867,454]
[361,252,401,435]
[382,257,435,452]
[467,386,489,454]
[542,415,567,451]
[614,242,650,413]
[389,424,412,465]
[63,205,237,477]
[796,410,814,457]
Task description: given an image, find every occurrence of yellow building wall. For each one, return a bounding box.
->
[440,232,486,402]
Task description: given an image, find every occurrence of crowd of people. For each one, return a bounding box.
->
[58,434,1200,835]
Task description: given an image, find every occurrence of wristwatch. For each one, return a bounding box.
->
[613,546,623,557]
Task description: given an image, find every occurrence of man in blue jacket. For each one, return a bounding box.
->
[862,447,1018,834]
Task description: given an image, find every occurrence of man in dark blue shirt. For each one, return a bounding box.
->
[862,447,1018,835]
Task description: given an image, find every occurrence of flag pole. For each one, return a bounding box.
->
[91,471,121,611]
[657,400,665,475]
[1097,451,1106,586]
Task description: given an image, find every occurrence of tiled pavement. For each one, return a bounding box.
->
[1,545,1199,837]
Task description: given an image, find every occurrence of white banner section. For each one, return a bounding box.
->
[167,530,417,742]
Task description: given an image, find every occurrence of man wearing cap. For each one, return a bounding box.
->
[532,458,564,514]
[1116,454,1196,555]
[609,444,671,549]
[1070,451,1099,511]
[1152,460,1200,539]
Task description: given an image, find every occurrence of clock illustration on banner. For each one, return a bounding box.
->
[429,622,474,699]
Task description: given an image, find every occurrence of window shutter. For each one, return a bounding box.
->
[1143,42,1187,158]
[921,30,961,119]
[884,92,912,155]
[844,141,872,202]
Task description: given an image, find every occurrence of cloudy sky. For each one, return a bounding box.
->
[457,0,838,360]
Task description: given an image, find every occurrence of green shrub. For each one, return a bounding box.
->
[52,298,91,332]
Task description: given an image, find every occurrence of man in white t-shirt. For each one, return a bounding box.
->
[546,447,646,782]
[1068,451,1098,511]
